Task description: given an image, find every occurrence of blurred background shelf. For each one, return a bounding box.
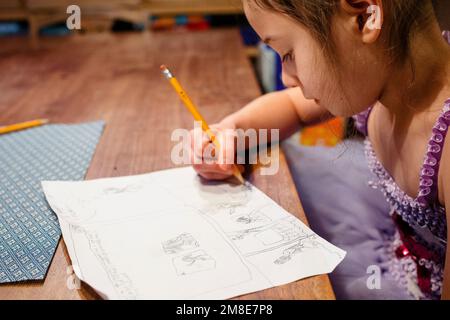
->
[144,0,242,15]
[0,0,245,48]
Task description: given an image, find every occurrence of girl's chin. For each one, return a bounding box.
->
[312,98,353,117]
[321,104,348,117]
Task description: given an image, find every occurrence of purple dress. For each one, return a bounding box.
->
[352,32,450,299]
[354,102,449,299]
[282,31,449,300]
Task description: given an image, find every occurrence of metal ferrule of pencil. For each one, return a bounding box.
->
[162,68,173,79]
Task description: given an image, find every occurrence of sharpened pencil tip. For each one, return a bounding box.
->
[160,65,167,71]
[233,168,245,185]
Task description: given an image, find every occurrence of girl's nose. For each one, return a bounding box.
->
[281,70,300,88]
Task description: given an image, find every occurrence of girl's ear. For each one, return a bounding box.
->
[340,0,383,44]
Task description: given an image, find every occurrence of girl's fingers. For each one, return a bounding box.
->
[218,130,236,171]
[194,132,217,160]
[189,125,239,179]
[190,129,212,160]
[197,171,232,181]
[193,162,234,175]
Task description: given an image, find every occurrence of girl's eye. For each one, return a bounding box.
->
[282,51,294,64]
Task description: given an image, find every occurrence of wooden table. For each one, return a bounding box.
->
[0,29,335,299]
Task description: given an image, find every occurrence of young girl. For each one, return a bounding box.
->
[190,0,450,300]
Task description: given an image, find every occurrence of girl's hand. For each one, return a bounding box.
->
[189,119,244,181]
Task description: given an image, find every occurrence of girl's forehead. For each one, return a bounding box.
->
[242,0,258,11]
[243,0,267,23]
[244,3,298,37]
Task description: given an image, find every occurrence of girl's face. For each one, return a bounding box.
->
[244,1,389,117]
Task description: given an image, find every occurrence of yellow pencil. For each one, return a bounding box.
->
[161,65,245,184]
[0,119,49,135]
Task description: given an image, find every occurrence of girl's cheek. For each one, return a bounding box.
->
[281,70,299,88]
[281,60,302,88]
[297,61,326,96]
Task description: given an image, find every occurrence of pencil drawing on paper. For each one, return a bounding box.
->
[225,216,344,264]
[102,184,142,195]
[162,233,216,276]
[172,250,216,276]
[234,209,271,225]
[81,229,138,299]
[273,235,318,265]
[195,180,253,215]
[226,217,304,242]
[162,233,199,254]
[43,166,346,299]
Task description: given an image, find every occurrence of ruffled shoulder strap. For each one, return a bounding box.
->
[443,30,450,44]
[353,106,374,136]
[417,100,450,206]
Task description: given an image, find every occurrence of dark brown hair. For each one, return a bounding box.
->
[249,0,436,62]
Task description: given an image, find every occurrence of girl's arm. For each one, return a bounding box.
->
[441,139,450,300]
[222,87,332,140]
[191,87,332,180]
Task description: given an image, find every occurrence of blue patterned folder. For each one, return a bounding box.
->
[0,121,105,283]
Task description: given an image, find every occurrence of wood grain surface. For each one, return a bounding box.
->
[0,29,335,300]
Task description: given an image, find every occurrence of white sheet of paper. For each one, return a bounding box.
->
[42,166,346,299]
